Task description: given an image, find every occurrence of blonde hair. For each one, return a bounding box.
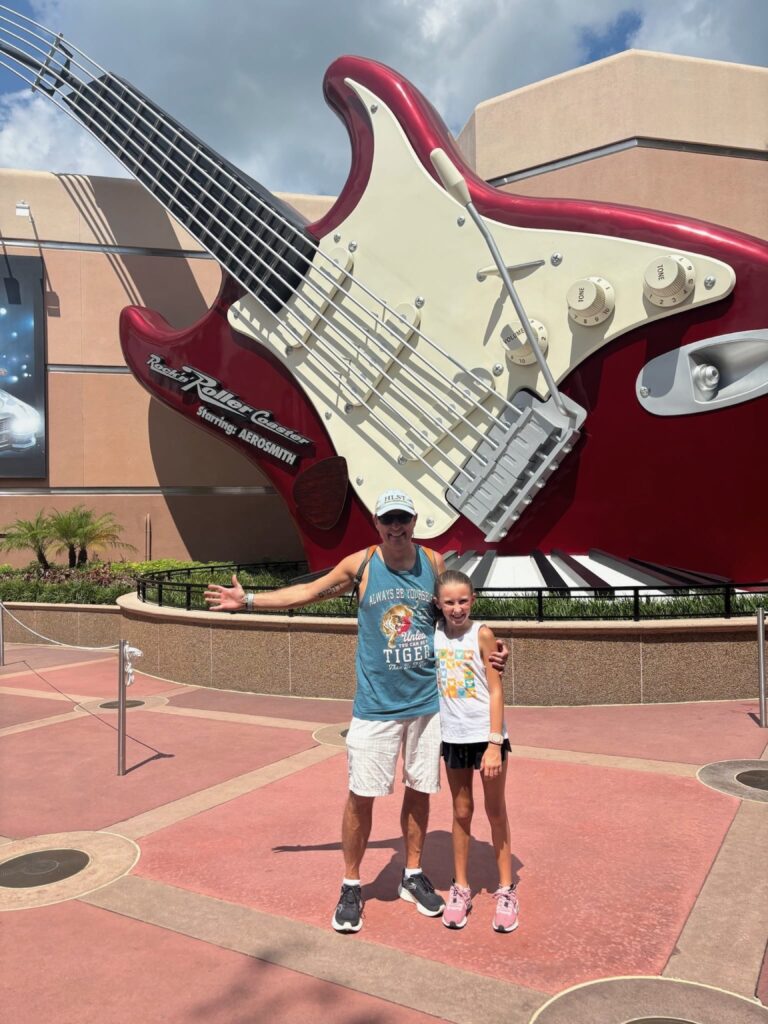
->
[435,569,474,597]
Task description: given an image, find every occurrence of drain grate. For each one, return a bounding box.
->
[0,849,90,888]
[99,699,145,709]
[735,769,768,791]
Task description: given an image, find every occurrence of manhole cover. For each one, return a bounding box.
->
[312,723,349,747]
[0,849,90,888]
[697,759,768,803]
[624,1018,699,1023]
[99,699,145,709]
[735,769,768,791]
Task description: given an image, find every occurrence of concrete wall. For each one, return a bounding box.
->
[4,599,762,707]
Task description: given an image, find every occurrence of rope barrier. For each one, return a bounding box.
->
[0,603,119,651]
[5,657,167,762]
[0,602,161,774]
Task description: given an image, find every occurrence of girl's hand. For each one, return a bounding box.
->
[481,744,503,778]
[204,573,246,612]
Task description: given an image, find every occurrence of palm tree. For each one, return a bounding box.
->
[49,506,90,568]
[0,511,53,571]
[73,510,135,564]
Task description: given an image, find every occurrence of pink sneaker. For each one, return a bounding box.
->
[492,885,519,932]
[442,883,472,929]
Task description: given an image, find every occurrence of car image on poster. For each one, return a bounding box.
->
[0,255,46,478]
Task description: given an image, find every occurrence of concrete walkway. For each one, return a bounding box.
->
[1,643,767,1023]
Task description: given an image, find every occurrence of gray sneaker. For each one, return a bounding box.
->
[398,871,445,917]
[332,883,363,932]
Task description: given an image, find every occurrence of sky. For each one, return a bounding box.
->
[0,0,765,196]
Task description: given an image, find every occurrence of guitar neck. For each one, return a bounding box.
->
[64,73,317,311]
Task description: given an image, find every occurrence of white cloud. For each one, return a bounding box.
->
[0,0,764,194]
[0,90,128,176]
[630,0,768,66]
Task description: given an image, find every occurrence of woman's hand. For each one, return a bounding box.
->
[481,743,503,778]
[204,573,246,612]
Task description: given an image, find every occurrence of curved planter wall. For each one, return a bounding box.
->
[2,596,763,706]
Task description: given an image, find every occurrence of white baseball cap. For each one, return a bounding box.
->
[374,490,416,517]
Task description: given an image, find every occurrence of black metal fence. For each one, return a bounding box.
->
[136,563,768,621]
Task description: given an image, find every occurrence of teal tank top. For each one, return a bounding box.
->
[353,546,439,721]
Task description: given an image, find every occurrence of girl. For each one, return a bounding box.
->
[434,570,518,932]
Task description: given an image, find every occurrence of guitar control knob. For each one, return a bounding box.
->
[566,277,615,326]
[643,254,695,307]
[501,319,548,366]
[692,362,720,400]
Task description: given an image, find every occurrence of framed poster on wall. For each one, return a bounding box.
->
[0,254,46,478]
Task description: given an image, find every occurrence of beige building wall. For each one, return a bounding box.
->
[0,169,334,566]
[457,50,768,239]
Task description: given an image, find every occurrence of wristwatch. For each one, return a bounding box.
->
[488,732,504,745]
[245,591,254,612]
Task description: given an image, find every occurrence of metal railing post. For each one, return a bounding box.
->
[117,638,127,775]
[0,600,5,667]
[758,606,766,729]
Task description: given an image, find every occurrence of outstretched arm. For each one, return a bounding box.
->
[204,552,363,613]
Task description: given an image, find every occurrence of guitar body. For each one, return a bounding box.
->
[121,57,768,578]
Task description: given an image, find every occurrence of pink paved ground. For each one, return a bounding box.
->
[0,661,188,699]
[2,646,766,1021]
[0,690,70,727]
[0,711,317,836]
[0,900,437,1024]
[166,686,353,722]
[135,751,738,993]
[0,644,110,671]
[758,943,768,1005]
[511,700,765,764]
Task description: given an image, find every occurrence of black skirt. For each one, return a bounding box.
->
[441,739,512,770]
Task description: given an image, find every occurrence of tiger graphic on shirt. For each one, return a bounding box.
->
[378,602,431,669]
[380,603,413,648]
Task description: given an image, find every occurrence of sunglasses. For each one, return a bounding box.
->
[378,512,414,525]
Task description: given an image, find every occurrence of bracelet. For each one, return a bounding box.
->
[245,591,254,612]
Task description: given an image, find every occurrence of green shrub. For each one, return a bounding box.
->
[1,559,765,619]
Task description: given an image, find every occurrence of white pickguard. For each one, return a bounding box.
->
[229,80,735,538]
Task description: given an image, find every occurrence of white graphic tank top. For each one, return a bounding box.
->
[435,621,507,743]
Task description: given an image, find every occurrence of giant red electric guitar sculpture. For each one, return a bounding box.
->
[1,7,766,578]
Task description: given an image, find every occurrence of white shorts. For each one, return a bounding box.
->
[346,713,442,797]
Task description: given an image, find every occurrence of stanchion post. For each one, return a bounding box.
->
[117,638,127,775]
[0,600,5,667]
[759,606,766,729]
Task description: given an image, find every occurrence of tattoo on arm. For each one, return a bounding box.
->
[317,581,347,599]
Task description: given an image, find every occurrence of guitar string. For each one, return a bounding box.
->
[47,32,503,457]
[0,10,497,438]
[0,10,523,440]
[0,22,497,470]
[0,45,478,494]
[0,22,495,475]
